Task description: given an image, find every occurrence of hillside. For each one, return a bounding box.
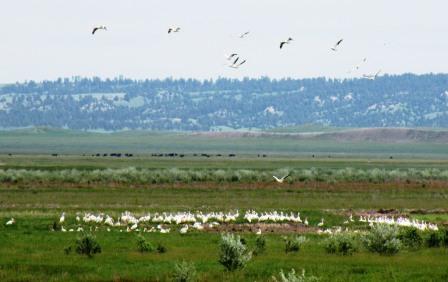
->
[1,74,448,131]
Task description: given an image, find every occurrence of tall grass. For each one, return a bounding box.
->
[0,167,447,184]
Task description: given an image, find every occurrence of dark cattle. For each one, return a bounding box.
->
[96,153,100,157]
[51,154,58,157]
[179,154,185,158]
[263,154,267,158]
[229,154,236,157]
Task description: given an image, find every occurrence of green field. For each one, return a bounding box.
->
[0,130,448,281]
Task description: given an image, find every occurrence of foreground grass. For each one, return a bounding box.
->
[1,220,448,282]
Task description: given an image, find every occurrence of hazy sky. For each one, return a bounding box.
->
[1,0,446,83]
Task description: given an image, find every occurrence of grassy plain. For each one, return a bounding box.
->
[0,130,448,281]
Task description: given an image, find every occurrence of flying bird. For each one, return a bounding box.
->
[363,70,381,80]
[226,53,238,60]
[92,25,107,35]
[228,58,247,69]
[168,27,181,34]
[273,174,289,183]
[331,38,343,51]
[239,31,250,38]
[280,37,293,49]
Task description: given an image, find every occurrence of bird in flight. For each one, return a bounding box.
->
[229,59,247,69]
[331,38,343,51]
[92,25,107,35]
[363,70,382,80]
[168,27,181,34]
[273,174,289,183]
[239,31,250,38]
[226,53,238,61]
[280,37,293,49]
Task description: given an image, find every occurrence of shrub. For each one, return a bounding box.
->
[157,243,167,253]
[172,260,197,282]
[272,269,319,282]
[284,236,307,253]
[443,229,448,247]
[64,246,72,255]
[398,227,422,249]
[254,235,266,255]
[426,231,444,248]
[137,235,154,253]
[75,233,101,258]
[324,233,358,255]
[363,224,401,255]
[218,233,252,271]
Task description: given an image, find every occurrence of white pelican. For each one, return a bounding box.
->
[226,53,238,60]
[59,212,65,224]
[317,218,324,227]
[280,37,293,49]
[5,218,15,225]
[180,224,188,234]
[255,228,262,235]
[331,38,343,51]
[363,70,381,80]
[92,25,107,35]
[273,174,289,183]
[168,27,181,34]
[239,31,250,38]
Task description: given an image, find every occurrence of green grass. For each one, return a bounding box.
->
[1,137,448,281]
[1,221,448,282]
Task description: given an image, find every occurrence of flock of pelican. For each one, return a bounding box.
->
[4,211,439,235]
[90,24,381,78]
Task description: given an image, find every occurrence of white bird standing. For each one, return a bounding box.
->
[59,212,65,224]
[273,174,289,183]
[92,25,107,35]
[331,38,343,51]
[255,228,262,235]
[5,218,15,225]
[280,37,293,49]
[317,218,324,227]
[180,224,189,234]
[168,27,181,34]
[304,218,309,226]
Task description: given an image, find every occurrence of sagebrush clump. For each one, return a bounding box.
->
[324,232,358,255]
[272,269,319,282]
[284,236,307,253]
[363,224,401,255]
[218,233,252,271]
[75,233,101,258]
[172,260,197,282]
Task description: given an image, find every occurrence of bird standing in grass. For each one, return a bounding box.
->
[5,218,15,225]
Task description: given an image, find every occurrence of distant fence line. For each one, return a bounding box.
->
[0,167,447,184]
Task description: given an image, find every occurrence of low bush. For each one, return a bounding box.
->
[75,233,101,258]
[426,231,444,248]
[157,243,167,253]
[284,236,307,253]
[362,224,401,255]
[254,235,266,255]
[272,269,319,282]
[398,227,422,249]
[324,232,358,255]
[172,260,197,282]
[218,233,252,271]
[137,235,155,253]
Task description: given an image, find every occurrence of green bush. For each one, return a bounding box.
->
[218,233,252,271]
[272,269,319,282]
[426,231,444,248]
[324,233,358,255]
[157,243,167,253]
[75,233,101,258]
[363,224,401,255]
[172,261,197,282]
[398,228,423,249]
[64,246,72,255]
[254,235,266,255]
[137,235,155,253]
[284,236,307,253]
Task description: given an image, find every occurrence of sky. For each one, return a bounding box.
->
[0,0,447,83]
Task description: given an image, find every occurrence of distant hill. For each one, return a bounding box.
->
[193,128,448,143]
[1,74,448,131]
